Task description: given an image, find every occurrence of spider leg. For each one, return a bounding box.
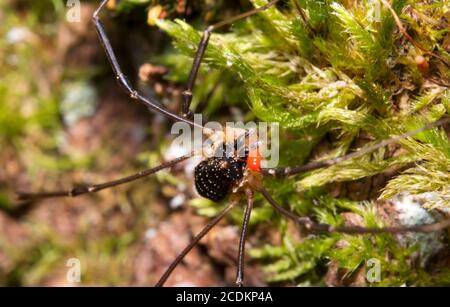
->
[92,0,202,129]
[261,116,450,177]
[16,154,190,201]
[181,0,281,117]
[155,199,238,287]
[235,189,254,287]
[260,187,450,234]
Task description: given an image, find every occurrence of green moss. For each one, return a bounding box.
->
[150,0,450,285]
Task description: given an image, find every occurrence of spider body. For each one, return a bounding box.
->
[194,135,253,202]
[194,156,246,202]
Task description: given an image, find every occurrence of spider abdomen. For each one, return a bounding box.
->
[194,157,245,202]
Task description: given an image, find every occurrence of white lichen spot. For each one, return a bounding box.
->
[61,81,98,126]
[144,228,157,241]
[392,192,445,267]
[395,197,433,225]
[417,191,450,212]
[170,193,186,209]
[6,27,33,44]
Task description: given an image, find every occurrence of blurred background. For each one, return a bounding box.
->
[0,0,270,286]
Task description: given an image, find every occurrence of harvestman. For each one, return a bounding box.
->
[17,0,450,287]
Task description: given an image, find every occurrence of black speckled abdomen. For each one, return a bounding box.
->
[194,157,245,202]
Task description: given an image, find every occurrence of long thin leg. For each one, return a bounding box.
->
[93,0,203,129]
[261,116,450,177]
[17,154,190,201]
[260,187,450,234]
[235,189,254,287]
[155,199,238,287]
[181,0,281,116]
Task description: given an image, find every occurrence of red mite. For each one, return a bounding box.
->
[247,150,262,172]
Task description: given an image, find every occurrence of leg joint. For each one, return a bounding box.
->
[182,90,193,97]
